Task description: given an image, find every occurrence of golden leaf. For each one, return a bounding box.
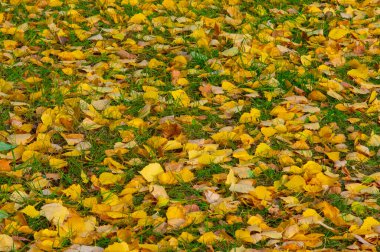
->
[139,163,164,182]
[104,242,130,252]
[49,158,68,169]
[40,203,69,226]
[235,229,254,243]
[21,205,40,218]
[328,28,350,40]
[0,235,13,252]
[254,143,273,157]
[171,90,190,107]
[62,184,82,200]
[198,232,218,245]
[285,175,306,192]
[99,172,122,185]
[129,13,147,24]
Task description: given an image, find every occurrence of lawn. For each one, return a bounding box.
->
[0,0,380,251]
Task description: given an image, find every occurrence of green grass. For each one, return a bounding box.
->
[195,164,226,180]
[326,194,351,213]
[0,0,379,250]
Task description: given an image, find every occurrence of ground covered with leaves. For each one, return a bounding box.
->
[0,0,380,251]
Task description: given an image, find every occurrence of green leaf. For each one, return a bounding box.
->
[0,142,15,152]
[0,210,9,219]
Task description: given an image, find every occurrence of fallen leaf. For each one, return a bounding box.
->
[40,203,69,226]
[139,163,164,182]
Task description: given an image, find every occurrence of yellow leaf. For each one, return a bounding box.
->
[240,133,255,147]
[300,54,312,67]
[302,161,322,175]
[211,131,238,143]
[254,143,273,157]
[62,67,73,75]
[81,170,89,183]
[233,148,253,161]
[172,55,187,68]
[222,47,239,57]
[221,80,237,92]
[162,0,176,11]
[0,79,13,93]
[104,242,130,252]
[367,133,380,147]
[325,152,340,162]
[197,153,215,165]
[235,229,254,243]
[21,205,40,218]
[177,78,188,86]
[279,155,295,166]
[41,109,55,126]
[146,136,167,149]
[369,91,377,104]
[148,58,165,69]
[285,175,306,192]
[308,90,327,101]
[319,126,333,139]
[158,172,178,185]
[171,90,190,107]
[62,184,82,200]
[74,29,90,41]
[22,150,42,162]
[7,133,32,145]
[163,140,182,151]
[3,40,17,50]
[328,28,350,40]
[239,108,261,124]
[302,208,323,222]
[177,168,195,182]
[143,90,159,103]
[72,50,85,60]
[262,230,282,239]
[40,203,69,226]
[318,201,346,226]
[103,106,123,119]
[198,232,218,245]
[25,77,42,83]
[251,186,272,200]
[129,13,147,24]
[179,232,196,243]
[226,169,237,185]
[358,217,380,232]
[166,205,185,220]
[99,172,122,185]
[0,234,13,252]
[261,127,277,138]
[139,244,158,251]
[103,157,125,170]
[315,172,338,186]
[49,158,68,169]
[131,210,147,219]
[83,197,97,208]
[347,68,368,80]
[48,0,62,7]
[283,224,300,239]
[247,215,265,226]
[139,163,164,182]
[121,0,138,5]
[112,33,125,40]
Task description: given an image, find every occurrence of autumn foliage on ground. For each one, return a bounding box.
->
[0,0,380,251]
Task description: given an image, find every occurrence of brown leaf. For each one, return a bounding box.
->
[116,50,137,59]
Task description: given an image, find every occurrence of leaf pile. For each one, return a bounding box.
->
[0,0,380,251]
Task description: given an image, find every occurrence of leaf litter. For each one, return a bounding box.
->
[0,0,380,251]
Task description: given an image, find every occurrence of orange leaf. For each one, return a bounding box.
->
[0,160,11,172]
